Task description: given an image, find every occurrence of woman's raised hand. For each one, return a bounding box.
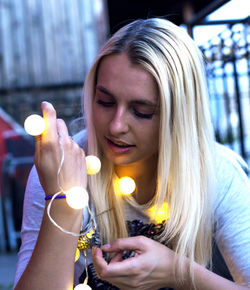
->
[92,236,182,290]
[34,101,87,197]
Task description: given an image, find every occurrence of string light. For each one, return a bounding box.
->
[117,176,136,195]
[147,202,170,224]
[75,248,80,262]
[74,284,92,290]
[24,114,46,136]
[85,155,101,175]
[66,186,89,209]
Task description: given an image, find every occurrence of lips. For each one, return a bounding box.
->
[106,137,135,153]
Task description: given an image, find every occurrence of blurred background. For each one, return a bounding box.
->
[0,0,249,288]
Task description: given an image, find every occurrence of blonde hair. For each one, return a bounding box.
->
[83,18,215,283]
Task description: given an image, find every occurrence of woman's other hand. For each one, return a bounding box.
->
[92,236,179,290]
[34,101,87,196]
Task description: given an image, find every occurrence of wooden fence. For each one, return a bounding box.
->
[0,0,108,126]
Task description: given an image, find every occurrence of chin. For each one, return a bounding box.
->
[107,154,135,166]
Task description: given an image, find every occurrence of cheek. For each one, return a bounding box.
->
[92,106,110,135]
[148,121,160,148]
[92,107,101,132]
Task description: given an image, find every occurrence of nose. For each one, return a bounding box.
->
[109,106,129,136]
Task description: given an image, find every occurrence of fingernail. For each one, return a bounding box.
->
[102,244,111,249]
[42,101,54,109]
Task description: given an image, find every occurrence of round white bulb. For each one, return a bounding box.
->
[118,177,136,195]
[74,284,92,290]
[24,114,46,136]
[86,155,101,175]
[66,187,89,209]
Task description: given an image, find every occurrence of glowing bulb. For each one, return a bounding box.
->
[66,187,89,209]
[118,177,136,195]
[75,248,80,262]
[74,284,92,290]
[24,114,46,136]
[86,155,101,175]
[147,202,170,224]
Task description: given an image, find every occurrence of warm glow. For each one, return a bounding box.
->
[86,229,94,239]
[24,114,46,136]
[147,202,170,224]
[74,284,92,290]
[117,177,136,195]
[75,248,80,262]
[66,187,89,209]
[85,155,101,175]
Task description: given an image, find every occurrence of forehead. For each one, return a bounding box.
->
[96,53,159,103]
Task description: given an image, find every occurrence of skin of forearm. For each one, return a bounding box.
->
[14,200,83,290]
[177,261,249,290]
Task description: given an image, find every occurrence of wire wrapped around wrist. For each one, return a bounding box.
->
[47,191,96,237]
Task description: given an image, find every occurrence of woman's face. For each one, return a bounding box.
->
[92,53,160,167]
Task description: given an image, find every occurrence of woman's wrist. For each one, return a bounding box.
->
[44,198,83,231]
[170,255,191,289]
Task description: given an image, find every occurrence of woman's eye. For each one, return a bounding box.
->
[133,109,154,119]
[96,100,115,107]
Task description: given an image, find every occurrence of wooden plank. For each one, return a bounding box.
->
[80,0,98,71]
[9,0,24,86]
[21,0,34,85]
[14,0,29,86]
[41,0,57,84]
[1,0,15,88]
[0,1,5,88]
[27,0,45,84]
[68,0,84,81]
[35,0,48,85]
[48,0,63,83]
[59,0,72,82]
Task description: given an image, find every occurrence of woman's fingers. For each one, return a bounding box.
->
[109,251,123,264]
[92,247,109,278]
[41,101,58,143]
[56,118,69,139]
[92,238,145,280]
[101,236,146,253]
[33,101,87,195]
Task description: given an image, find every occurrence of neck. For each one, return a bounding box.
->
[115,154,158,204]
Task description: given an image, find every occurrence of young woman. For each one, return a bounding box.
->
[14,18,250,289]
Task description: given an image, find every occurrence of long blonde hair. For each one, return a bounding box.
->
[83,18,215,280]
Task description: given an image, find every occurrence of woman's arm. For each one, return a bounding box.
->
[213,144,250,285]
[187,262,249,290]
[15,102,87,290]
[92,236,250,290]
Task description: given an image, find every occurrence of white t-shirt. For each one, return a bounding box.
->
[14,144,250,287]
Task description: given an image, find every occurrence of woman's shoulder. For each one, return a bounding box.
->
[213,143,250,214]
[213,144,250,285]
[215,143,248,176]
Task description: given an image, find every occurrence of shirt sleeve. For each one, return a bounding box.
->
[213,145,250,286]
[13,165,45,287]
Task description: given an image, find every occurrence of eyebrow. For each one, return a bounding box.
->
[96,85,158,107]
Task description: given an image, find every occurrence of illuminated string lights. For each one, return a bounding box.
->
[66,186,89,209]
[74,284,92,290]
[86,155,101,175]
[117,176,136,195]
[24,114,46,136]
[75,248,80,262]
[147,202,170,224]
